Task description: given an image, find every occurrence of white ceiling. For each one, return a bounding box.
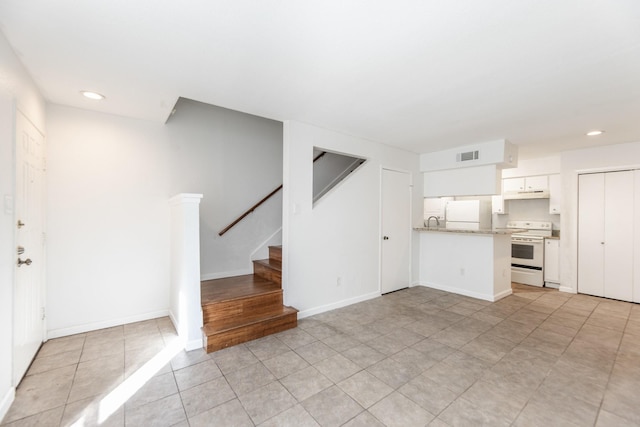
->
[1,0,639,158]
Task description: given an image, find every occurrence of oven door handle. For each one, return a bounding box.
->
[512,238,543,244]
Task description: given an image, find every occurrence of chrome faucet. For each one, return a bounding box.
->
[425,216,440,229]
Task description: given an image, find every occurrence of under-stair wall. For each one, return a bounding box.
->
[166,98,284,280]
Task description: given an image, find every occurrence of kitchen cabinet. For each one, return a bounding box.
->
[578,171,635,301]
[503,176,549,193]
[548,174,561,214]
[544,238,560,287]
[491,195,508,214]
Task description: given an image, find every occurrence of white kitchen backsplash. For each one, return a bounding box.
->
[492,198,560,231]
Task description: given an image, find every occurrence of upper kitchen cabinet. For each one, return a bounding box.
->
[548,174,561,214]
[491,195,508,214]
[503,176,548,193]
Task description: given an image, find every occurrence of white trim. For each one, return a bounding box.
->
[416,282,512,302]
[0,387,15,422]
[297,291,381,319]
[47,309,170,339]
[185,338,203,352]
[559,285,576,294]
[168,193,203,205]
[200,269,253,281]
[169,309,203,351]
[169,310,179,334]
[250,227,282,261]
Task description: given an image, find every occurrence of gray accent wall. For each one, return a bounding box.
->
[167,98,283,279]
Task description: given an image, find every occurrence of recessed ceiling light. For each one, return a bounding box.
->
[586,130,604,136]
[81,91,105,100]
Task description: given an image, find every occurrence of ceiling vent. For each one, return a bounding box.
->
[456,150,479,162]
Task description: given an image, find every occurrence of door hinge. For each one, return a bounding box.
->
[41,307,46,320]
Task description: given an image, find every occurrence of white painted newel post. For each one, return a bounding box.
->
[169,193,204,351]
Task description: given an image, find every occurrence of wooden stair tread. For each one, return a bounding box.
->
[203,306,298,335]
[253,258,282,271]
[201,274,281,306]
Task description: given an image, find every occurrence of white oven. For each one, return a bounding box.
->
[507,221,552,287]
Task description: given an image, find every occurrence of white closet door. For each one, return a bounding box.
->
[578,173,605,297]
[603,171,634,301]
[635,170,640,303]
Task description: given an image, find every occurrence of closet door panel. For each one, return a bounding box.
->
[635,170,640,303]
[603,171,634,301]
[578,173,605,297]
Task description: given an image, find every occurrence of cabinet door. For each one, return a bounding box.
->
[491,195,508,214]
[578,173,605,297]
[525,175,549,191]
[503,177,524,193]
[548,174,561,214]
[603,171,633,301]
[544,239,560,283]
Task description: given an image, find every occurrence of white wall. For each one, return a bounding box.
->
[282,121,421,317]
[0,30,46,421]
[560,140,640,294]
[46,105,172,337]
[166,99,283,279]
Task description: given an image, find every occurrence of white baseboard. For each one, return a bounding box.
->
[185,338,203,352]
[169,310,179,333]
[297,291,381,319]
[0,387,15,423]
[559,286,576,294]
[47,309,170,339]
[416,281,508,302]
[200,269,253,281]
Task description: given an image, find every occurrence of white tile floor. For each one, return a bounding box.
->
[2,284,640,426]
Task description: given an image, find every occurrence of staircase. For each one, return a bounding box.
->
[201,246,298,353]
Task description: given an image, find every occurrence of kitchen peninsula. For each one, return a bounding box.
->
[415,227,523,302]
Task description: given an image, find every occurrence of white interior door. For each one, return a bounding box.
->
[603,171,633,301]
[14,111,46,384]
[381,169,411,294]
[578,173,605,297]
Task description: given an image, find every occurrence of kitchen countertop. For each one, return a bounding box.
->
[414,227,526,235]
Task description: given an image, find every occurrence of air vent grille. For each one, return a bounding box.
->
[456,150,479,162]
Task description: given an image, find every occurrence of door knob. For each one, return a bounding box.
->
[17,220,25,229]
[17,258,32,267]
[383,236,389,240]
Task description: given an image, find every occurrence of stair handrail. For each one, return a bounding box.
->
[218,185,282,236]
[218,151,327,236]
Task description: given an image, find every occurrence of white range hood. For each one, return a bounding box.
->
[503,190,550,200]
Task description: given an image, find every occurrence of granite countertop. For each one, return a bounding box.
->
[414,227,527,235]
[545,235,561,240]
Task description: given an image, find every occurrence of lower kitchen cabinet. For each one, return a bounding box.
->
[544,238,560,287]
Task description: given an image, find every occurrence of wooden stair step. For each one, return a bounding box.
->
[269,245,282,262]
[203,306,298,352]
[201,274,284,325]
[201,274,280,304]
[253,259,282,285]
